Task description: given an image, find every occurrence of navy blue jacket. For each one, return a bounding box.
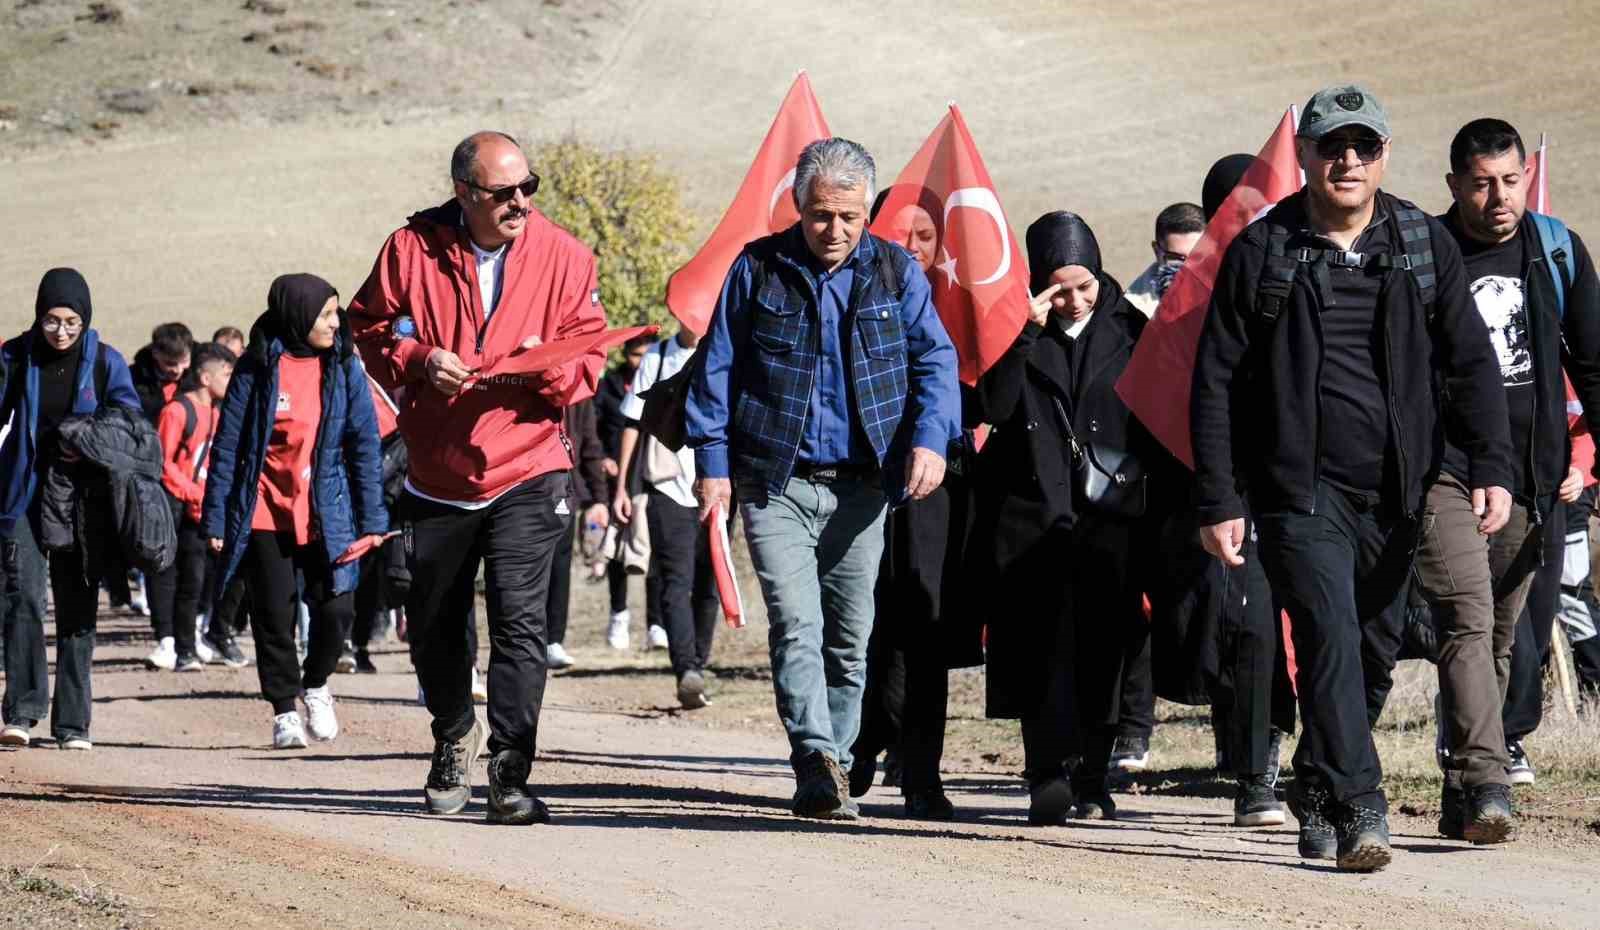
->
[201,317,387,596]
[685,226,960,500]
[0,329,141,536]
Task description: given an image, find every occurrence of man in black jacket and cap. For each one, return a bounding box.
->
[1191,84,1514,872]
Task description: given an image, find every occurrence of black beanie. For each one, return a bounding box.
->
[35,267,93,329]
[1024,212,1101,295]
[1202,154,1256,222]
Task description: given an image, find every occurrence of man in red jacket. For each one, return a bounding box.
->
[349,130,607,825]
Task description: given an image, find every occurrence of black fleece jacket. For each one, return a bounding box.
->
[1190,189,1513,526]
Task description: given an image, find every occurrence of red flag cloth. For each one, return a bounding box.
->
[473,325,658,381]
[665,73,830,337]
[366,373,399,440]
[704,503,747,629]
[335,531,399,566]
[1115,109,1302,467]
[869,106,1031,386]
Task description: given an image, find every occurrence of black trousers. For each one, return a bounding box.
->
[608,556,664,625]
[1115,616,1155,740]
[403,473,568,757]
[2,512,99,739]
[548,512,575,646]
[1255,482,1416,809]
[242,530,351,714]
[1503,501,1565,740]
[339,548,386,652]
[855,623,949,793]
[148,515,208,655]
[645,490,718,676]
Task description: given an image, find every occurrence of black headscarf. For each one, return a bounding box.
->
[35,267,93,330]
[1024,212,1101,295]
[1202,153,1256,221]
[265,273,338,358]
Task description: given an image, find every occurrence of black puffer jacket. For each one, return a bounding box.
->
[40,405,175,581]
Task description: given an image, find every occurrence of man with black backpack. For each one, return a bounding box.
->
[1191,85,1514,871]
[685,138,960,821]
[1418,118,1600,842]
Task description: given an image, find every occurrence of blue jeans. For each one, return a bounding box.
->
[740,475,886,773]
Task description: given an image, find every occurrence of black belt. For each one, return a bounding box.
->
[792,461,879,483]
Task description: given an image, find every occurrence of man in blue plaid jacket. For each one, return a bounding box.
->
[686,137,960,821]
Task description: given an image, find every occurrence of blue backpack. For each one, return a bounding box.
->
[1529,212,1574,319]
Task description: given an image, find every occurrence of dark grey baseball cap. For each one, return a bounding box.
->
[1297,84,1390,139]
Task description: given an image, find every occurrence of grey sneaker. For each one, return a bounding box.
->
[1463,783,1514,845]
[676,669,709,710]
[486,749,550,825]
[424,717,485,815]
[1288,780,1337,860]
[1335,803,1392,872]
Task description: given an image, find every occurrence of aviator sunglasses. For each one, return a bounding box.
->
[460,173,541,203]
[1312,133,1386,163]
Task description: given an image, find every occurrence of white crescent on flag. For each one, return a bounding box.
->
[768,167,797,228]
[936,187,1013,287]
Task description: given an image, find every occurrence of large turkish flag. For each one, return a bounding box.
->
[1115,108,1302,468]
[665,72,830,337]
[869,106,1031,386]
[1529,137,1596,483]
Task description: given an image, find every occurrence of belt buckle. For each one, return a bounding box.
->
[810,467,839,483]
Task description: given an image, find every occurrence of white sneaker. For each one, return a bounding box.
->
[273,711,309,749]
[302,685,339,742]
[130,576,150,617]
[295,601,310,663]
[58,737,91,751]
[647,624,669,650]
[470,667,488,703]
[0,725,30,747]
[606,611,631,650]
[144,636,177,671]
[194,631,216,665]
[547,642,576,670]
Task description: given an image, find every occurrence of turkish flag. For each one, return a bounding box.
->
[704,503,747,629]
[1115,108,1302,468]
[870,106,1031,385]
[472,325,659,381]
[1525,135,1548,215]
[665,72,830,337]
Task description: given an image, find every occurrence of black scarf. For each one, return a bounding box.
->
[265,273,338,358]
[1024,212,1102,295]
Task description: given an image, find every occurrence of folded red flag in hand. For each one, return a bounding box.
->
[335,531,399,566]
[704,503,746,629]
[474,325,658,381]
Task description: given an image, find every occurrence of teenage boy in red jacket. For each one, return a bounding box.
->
[349,130,607,825]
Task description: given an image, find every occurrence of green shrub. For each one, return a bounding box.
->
[527,136,693,332]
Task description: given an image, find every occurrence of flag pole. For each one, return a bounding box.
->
[1290,105,1306,186]
[1536,132,1549,214]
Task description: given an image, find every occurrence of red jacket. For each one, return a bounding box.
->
[157,394,217,524]
[348,201,607,502]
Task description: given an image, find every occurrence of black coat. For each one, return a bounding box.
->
[40,405,176,582]
[969,279,1154,720]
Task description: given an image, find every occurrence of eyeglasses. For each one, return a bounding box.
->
[41,318,83,334]
[1312,133,1386,163]
[459,174,540,204]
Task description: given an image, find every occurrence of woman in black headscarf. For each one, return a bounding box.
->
[202,273,388,750]
[0,269,142,750]
[969,212,1158,825]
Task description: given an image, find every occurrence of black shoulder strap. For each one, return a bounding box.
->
[1254,225,1302,325]
[1383,203,1436,307]
[177,394,199,444]
[94,343,110,405]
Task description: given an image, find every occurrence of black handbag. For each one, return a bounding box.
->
[1049,396,1147,519]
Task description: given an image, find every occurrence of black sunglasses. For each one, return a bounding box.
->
[460,173,540,203]
[1312,133,1385,163]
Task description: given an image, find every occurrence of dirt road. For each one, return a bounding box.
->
[1,609,1596,930]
